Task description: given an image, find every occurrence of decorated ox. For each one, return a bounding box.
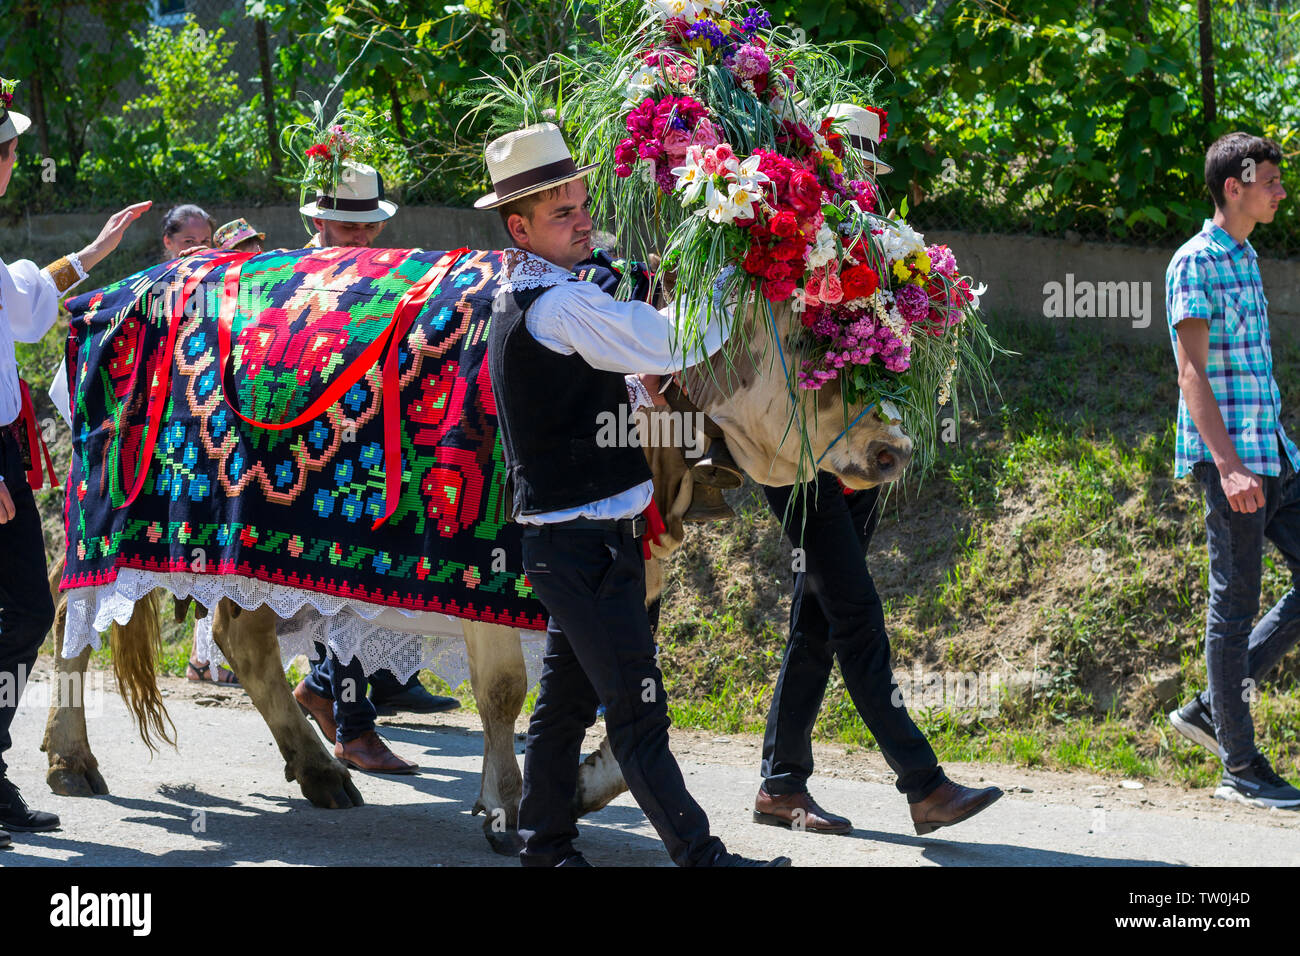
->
[41,245,909,853]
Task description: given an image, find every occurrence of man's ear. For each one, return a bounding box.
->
[507,212,529,246]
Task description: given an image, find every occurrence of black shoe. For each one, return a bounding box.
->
[554,853,593,867]
[1169,695,1218,754]
[369,681,460,715]
[1216,754,1300,809]
[709,850,792,867]
[0,827,10,848]
[0,777,60,832]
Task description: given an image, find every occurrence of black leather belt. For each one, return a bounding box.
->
[523,515,648,537]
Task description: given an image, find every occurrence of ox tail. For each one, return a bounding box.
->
[111,590,176,751]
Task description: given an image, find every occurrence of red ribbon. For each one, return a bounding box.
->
[215,249,469,530]
[641,498,668,560]
[17,379,56,490]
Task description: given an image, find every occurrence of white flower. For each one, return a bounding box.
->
[806,222,837,270]
[734,153,769,190]
[967,281,988,311]
[621,63,660,108]
[722,181,759,221]
[875,219,926,264]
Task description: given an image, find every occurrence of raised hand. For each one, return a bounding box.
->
[78,200,153,271]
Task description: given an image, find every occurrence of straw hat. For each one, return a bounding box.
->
[474,123,598,209]
[826,103,893,175]
[299,161,398,223]
[0,76,31,144]
[214,218,266,249]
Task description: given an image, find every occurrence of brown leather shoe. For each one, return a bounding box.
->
[335,731,418,775]
[753,786,853,835]
[293,680,338,745]
[909,780,1003,835]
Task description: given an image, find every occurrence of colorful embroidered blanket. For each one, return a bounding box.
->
[59,246,549,631]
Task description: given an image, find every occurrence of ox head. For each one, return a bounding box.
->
[680,297,913,490]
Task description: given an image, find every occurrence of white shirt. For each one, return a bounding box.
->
[1,255,86,427]
[496,248,732,523]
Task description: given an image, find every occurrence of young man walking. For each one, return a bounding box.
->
[481,122,787,867]
[1166,132,1300,808]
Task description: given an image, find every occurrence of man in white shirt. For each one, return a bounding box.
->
[480,122,787,867]
[0,80,148,845]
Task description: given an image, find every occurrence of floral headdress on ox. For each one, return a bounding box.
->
[470,0,1002,476]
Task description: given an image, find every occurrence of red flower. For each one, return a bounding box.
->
[764,261,793,282]
[840,265,879,300]
[305,143,331,161]
[765,278,797,302]
[771,239,806,262]
[863,105,889,142]
[770,211,800,239]
[743,246,771,275]
[788,169,823,218]
[664,17,690,42]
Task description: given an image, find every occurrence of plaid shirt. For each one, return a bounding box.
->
[1166,219,1300,478]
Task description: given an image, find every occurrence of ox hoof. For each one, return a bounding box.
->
[296,760,364,809]
[483,825,524,857]
[47,766,109,798]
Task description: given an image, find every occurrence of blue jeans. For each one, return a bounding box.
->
[1194,451,1300,769]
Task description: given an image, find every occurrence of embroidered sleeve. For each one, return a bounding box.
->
[42,253,89,296]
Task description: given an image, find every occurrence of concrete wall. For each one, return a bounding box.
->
[4,209,1297,344]
[927,230,1300,343]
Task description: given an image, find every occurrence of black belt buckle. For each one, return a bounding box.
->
[625,515,648,539]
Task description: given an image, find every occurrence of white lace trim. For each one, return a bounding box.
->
[63,569,546,691]
[496,247,576,294]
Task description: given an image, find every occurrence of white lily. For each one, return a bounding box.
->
[734,154,769,190]
[722,181,759,221]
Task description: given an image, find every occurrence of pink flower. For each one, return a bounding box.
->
[663,127,694,166]
[730,43,771,79]
[690,118,720,152]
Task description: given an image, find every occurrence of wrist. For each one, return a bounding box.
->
[76,243,105,272]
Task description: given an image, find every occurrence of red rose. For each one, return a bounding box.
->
[765,278,797,302]
[764,261,792,282]
[771,239,806,262]
[841,265,879,300]
[770,211,799,239]
[788,169,823,218]
[742,246,771,276]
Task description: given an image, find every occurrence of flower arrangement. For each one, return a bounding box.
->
[281,84,395,222]
[0,78,17,110]
[470,0,1000,471]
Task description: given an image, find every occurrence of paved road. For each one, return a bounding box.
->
[3,674,1299,866]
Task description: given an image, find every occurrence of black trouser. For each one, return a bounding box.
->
[516,522,724,866]
[761,472,943,802]
[0,428,55,778]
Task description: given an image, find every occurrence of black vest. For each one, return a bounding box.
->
[488,280,653,516]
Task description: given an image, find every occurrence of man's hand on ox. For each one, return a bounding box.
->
[1220,461,1266,514]
[78,200,152,271]
[0,480,15,524]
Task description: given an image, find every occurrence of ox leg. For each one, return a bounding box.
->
[210,599,363,809]
[573,736,629,817]
[462,620,526,856]
[42,555,109,797]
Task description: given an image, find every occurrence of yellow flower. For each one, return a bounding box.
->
[718,19,732,33]
[913,251,932,274]
[892,259,912,283]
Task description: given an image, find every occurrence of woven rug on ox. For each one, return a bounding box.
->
[59,245,550,638]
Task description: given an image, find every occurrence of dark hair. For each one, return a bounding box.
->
[1205,132,1283,208]
[495,183,570,234]
[161,203,215,240]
